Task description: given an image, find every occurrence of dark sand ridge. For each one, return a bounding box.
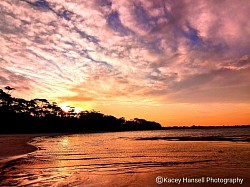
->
[136,136,250,142]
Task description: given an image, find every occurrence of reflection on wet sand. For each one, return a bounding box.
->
[0,128,249,186]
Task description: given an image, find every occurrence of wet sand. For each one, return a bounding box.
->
[0,133,68,164]
[0,134,40,163]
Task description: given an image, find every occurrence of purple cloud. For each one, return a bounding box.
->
[0,0,249,107]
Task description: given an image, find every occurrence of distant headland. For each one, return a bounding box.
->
[161,125,250,129]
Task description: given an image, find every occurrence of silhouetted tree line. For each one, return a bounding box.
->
[0,87,162,133]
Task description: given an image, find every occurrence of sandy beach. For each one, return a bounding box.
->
[0,134,40,163]
[0,133,67,164]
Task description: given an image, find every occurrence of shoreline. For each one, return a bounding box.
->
[0,127,249,164]
[0,134,45,165]
[0,133,70,165]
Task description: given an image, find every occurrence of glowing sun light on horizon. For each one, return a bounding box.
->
[59,103,83,113]
[60,103,70,112]
[74,107,83,113]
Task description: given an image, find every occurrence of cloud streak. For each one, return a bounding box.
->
[0,0,250,125]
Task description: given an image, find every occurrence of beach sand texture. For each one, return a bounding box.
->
[0,134,38,163]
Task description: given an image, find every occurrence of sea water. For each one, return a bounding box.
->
[0,127,249,186]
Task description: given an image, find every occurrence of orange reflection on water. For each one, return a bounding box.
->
[60,139,70,147]
[0,130,249,186]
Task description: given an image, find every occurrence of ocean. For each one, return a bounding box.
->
[0,127,249,186]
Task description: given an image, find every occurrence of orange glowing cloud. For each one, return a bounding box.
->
[0,0,249,126]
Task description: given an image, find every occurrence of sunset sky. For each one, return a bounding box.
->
[0,0,250,126]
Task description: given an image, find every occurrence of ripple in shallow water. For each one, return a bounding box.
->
[0,129,250,186]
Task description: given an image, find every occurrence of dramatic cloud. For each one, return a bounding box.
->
[0,0,249,125]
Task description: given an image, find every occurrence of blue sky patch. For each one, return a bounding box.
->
[27,0,51,10]
[107,11,130,35]
[183,22,202,45]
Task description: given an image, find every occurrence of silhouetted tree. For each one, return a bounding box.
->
[0,87,162,133]
[4,86,15,94]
